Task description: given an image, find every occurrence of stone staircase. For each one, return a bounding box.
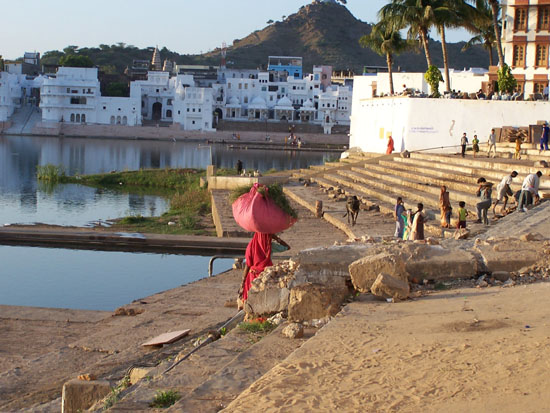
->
[4,106,40,135]
[480,141,550,162]
[289,151,550,238]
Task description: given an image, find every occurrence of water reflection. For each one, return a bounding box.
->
[0,135,336,226]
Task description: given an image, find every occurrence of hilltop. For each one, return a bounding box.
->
[40,1,491,75]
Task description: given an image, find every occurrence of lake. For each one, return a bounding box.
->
[0,134,337,310]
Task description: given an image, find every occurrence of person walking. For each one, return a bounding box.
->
[518,171,543,212]
[540,122,549,152]
[439,186,452,228]
[475,177,493,225]
[487,128,497,158]
[460,133,468,158]
[493,171,518,216]
[394,197,405,238]
[514,137,523,160]
[386,135,395,155]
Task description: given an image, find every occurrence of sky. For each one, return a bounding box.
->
[1,0,469,60]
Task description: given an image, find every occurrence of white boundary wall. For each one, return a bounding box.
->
[350,78,550,153]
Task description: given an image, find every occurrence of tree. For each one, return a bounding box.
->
[266,19,274,24]
[360,21,412,95]
[487,0,504,66]
[63,45,78,55]
[461,0,498,67]
[59,54,94,68]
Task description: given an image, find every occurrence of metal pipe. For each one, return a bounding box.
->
[209,255,240,277]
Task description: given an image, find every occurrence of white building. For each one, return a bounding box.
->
[0,72,23,121]
[501,0,550,97]
[349,75,550,154]
[217,65,352,133]
[40,67,141,126]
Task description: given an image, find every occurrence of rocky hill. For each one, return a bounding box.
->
[200,1,491,73]
[41,1,491,75]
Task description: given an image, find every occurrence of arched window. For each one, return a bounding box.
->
[122,116,127,125]
[70,113,75,122]
[166,110,172,118]
[81,114,86,123]
[110,116,115,124]
[76,114,80,123]
[116,116,121,124]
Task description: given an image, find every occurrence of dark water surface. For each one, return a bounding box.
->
[0,245,233,311]
[0,135,334,226]
[0,135,335,310]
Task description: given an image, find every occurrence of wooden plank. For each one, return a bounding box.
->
[141,329,191,347]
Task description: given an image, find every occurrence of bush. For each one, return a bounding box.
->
[150,390,181,408]
[424,65,443,98]
[497,64,517,94]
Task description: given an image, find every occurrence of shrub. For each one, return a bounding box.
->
[150,390,181,408]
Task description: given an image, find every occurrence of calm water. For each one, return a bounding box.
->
[0,245,233,311]
[0,135,335,310]
[0,134,335,226]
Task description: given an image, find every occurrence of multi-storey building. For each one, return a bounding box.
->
[502,0,550,96]
[0,72,22,121]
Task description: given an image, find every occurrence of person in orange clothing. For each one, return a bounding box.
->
[386,135,395,154]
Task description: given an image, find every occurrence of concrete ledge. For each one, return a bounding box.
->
[62,379,111,413]
[207,175,289,190]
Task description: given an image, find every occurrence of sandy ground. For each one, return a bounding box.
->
[224,282,550,413]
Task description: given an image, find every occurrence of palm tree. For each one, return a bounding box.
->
[379,0,434,67]
[461,0,498,66]
[487,0,504,67]
[360,22,412,95]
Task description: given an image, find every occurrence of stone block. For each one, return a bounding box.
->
[288,284,349,322]
[405,245,479,281]
[349,251,408,292]
[492,271,510,282]
[245,286,290,317]
[62,379,111,413]
[370,273,410,300]
[474,239,545,272]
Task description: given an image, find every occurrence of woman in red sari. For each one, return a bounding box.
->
[238,233,290,305]
[386,135,395,154]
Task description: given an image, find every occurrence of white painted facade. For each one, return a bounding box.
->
[350,76,550,154]
[501,0,550,97]
[218,65,352,133]
[40,67,140,126]
[0,72,23,121]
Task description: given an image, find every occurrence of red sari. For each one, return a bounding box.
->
[242,233,272,300]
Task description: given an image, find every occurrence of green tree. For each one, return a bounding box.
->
[59,54,94,68]
[497,63,516,93]
[487,0,504,67]
[360,21,412,95]
[63,45,79,55]
[104,82,129,97]
[461,0,498,66]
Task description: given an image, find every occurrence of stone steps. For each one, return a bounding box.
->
[347,167,479,206]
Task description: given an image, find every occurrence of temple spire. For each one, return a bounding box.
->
[151,46,161,71]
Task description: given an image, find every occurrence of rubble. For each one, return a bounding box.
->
[370,273,410,300]
[282,323,304,339]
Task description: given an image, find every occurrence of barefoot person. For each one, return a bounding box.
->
[493,171,518,216]
[439,186,452,228]
[238,233,290,307]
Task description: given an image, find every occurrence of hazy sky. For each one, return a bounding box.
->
[2,0,468,60]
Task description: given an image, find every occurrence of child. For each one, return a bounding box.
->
[472,134,480,158]
[460,133,468,158]
[514,137,522,160]
[456,201,469,229]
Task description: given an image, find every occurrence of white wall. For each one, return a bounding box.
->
[350,95,550,153]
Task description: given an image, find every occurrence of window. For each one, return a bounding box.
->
[238,83,242,89]
[103,106,106,110]
[228,83,231,89]
[122,116,127,125]
[178,110,181,115]
[187,108,190,112]
[70,97,87,105]
[198,108,201,112]
[167,99,172,105]
[66,88,70,93]
[514,8,528,31]
[70,113,75,122]
[512,44,526,67]
[539,7,550,31]
[192,108,195,112]
[536,44,549,67]
[76,114,80,123]
[81,114,86,123]
[156,89,159,93]
[192,120,195,124]
[244,96,248,103]
[534,82,548,94]
[244,83,248,89]
[166,110,172,118]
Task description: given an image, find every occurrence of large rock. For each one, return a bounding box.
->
[291,244,372,289]
[288,284,349,322]
[474,238,545,272]
[404,244,480,281]
[370,273,410,300]
[62,379,111,413]
[349,251,408,292]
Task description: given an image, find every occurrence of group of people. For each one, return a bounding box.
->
[394,169,544,240]
[394,198,426,240]
[460,129,497,158]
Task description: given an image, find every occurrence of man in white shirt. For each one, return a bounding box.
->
[487,129,497,158]
[518,171,542,212]
[493,171,518,215]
